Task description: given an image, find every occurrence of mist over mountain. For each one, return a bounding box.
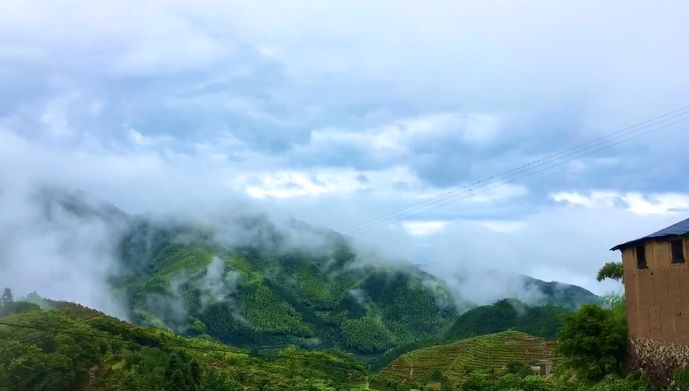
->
[0,186,599,357]
[420,262,600,310]
[0,186,130,318]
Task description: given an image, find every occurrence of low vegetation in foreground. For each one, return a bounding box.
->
[0,299,367,391]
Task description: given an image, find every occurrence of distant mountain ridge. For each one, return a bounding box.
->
[423,264,600,311]
[519,275,600,309]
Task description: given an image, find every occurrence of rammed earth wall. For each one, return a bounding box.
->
[629,337,689,386]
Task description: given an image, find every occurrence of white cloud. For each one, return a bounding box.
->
[402,220,449,236]
[0,0,689,304]
[242,166,428,199]
[553,191,689,215]
[625,193,689,215]
[474,220,526,234]
[412,202,684,297]
[307,112,503,162]
[244,170,352,199]
[128,129,154,147]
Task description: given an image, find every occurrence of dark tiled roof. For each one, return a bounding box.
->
[611,217,689,251]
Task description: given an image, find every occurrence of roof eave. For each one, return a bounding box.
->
[610,233,687,251]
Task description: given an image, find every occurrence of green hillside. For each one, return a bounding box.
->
[0,300,368,390]
[114,217,459,358]
[445,299,569,341]
[377,331,556,389]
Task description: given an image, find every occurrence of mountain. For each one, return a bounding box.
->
[428,265,601,311]
[28,189,598,359]
[114,215,460,357]
[36,186,131,227]
[445,298,568,341]
[0,299,367,390]
[376,331,557,389]
[519,276,600,309]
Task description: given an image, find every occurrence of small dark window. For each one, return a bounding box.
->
[636,245,647,268]
[671,240,685,263]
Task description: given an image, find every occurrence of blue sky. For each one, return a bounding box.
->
[1,0,689,295]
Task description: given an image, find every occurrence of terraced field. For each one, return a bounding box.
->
[379,331,556,386]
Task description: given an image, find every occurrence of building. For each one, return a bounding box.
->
[611,217,689,380]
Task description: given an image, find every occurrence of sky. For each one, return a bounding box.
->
[1,0,689,297]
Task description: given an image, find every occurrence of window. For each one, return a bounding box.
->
[636,245,647,268]
[671,240,685,263]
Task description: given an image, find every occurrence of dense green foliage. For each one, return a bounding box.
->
[557,303,627,380]
[446,299,569,341]
[0,309,103,390]
[0,300,368,391]
[674,366,689,390]
[341,316,394,352]
[378,293,647,391]
[596,262,624,282]
[114,219,459,357]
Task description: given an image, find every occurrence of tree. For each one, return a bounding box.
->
[558,304,627,380]
[164,351,201,391]
[201,371,242,391]
[506,361,533,377]
[597,262,623,282]
[0,288,13,315]
[430,369,445,382]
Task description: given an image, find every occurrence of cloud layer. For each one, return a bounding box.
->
[1,0,689,298]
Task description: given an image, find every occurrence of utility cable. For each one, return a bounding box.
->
[344,107,689,234]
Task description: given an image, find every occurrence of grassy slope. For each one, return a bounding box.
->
[378,331,556,387]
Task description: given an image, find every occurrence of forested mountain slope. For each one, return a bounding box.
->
[114,216,459,356]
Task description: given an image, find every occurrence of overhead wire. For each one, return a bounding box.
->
[349,112,689,233]
[343,106,689,234]
[369,113,689,228]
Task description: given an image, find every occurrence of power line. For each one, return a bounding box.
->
[344,106,689,234]
[373,114,689,228]
[346,106,686,233]
[349,113,689,233]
